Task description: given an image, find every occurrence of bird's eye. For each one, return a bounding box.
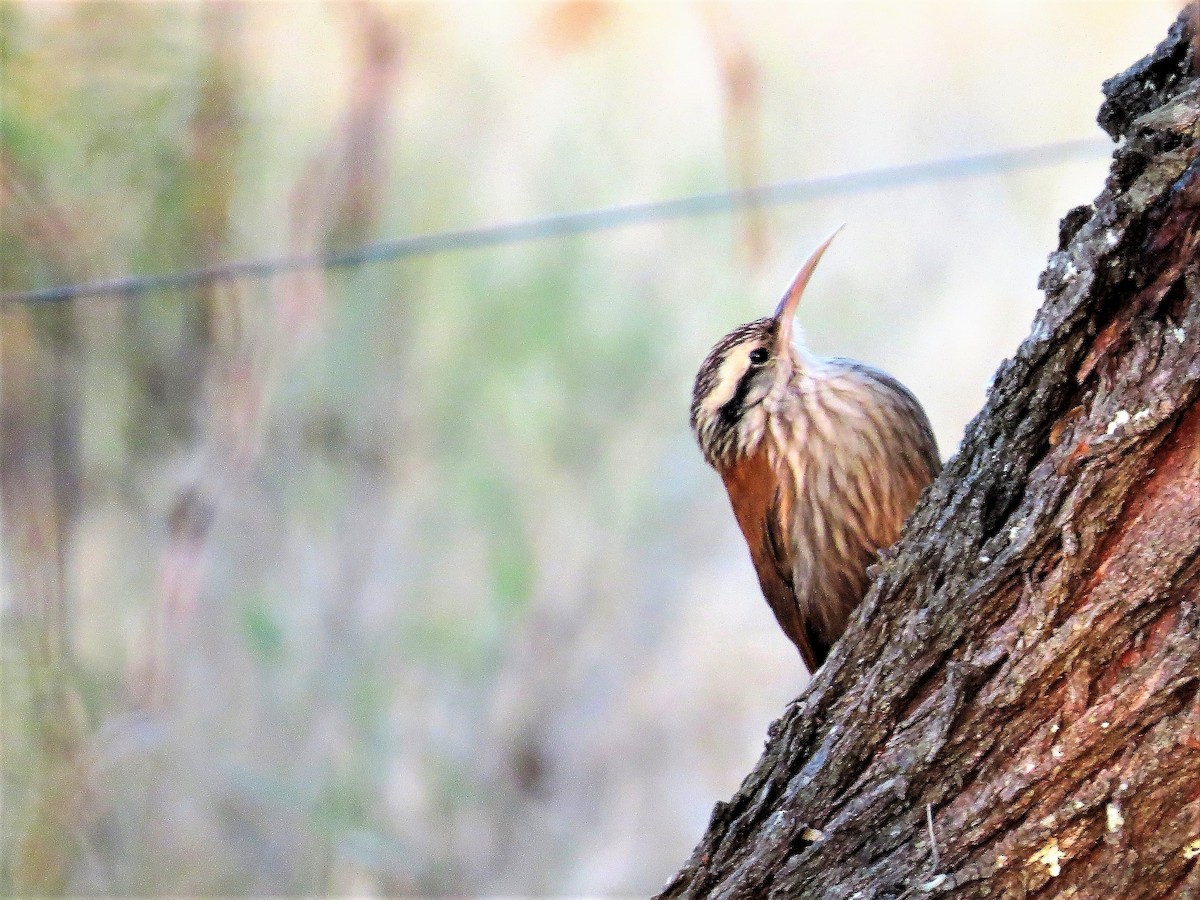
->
[749,347,770,365]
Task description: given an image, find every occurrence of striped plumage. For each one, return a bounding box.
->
[690,233,940,672]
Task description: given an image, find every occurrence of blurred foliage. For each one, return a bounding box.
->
[0,1,1180,895]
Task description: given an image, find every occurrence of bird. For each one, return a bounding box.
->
[689,230,941,672]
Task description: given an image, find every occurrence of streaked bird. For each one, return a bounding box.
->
[690,231,940,672]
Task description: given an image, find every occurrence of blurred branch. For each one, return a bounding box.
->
[128,3,246,708]
[1,306,87,894]
[701,4,768,263]
[0,60,93,891]
[272,0,402,339]
[0,151,90,288]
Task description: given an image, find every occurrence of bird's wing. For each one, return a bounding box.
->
[758,491,828,672]
[721,452,823,672]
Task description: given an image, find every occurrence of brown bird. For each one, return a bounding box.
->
[690,231,940,672]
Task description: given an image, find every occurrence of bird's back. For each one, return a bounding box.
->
[766,358,941,658]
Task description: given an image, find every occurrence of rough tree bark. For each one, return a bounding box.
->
[659,10,1200,900]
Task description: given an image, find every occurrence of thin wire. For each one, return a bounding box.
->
[1,138,1111,305]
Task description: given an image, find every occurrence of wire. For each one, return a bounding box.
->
[1,138,1111,305]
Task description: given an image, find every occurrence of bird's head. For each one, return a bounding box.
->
[689,228,841,468]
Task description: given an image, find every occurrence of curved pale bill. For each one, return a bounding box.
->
[773,225,845,354]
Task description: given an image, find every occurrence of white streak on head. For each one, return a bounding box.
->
[697,343,754,419]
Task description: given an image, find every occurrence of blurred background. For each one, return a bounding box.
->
[0,1,1184,895]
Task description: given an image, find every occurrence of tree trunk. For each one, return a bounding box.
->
[658,9,1200,899]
